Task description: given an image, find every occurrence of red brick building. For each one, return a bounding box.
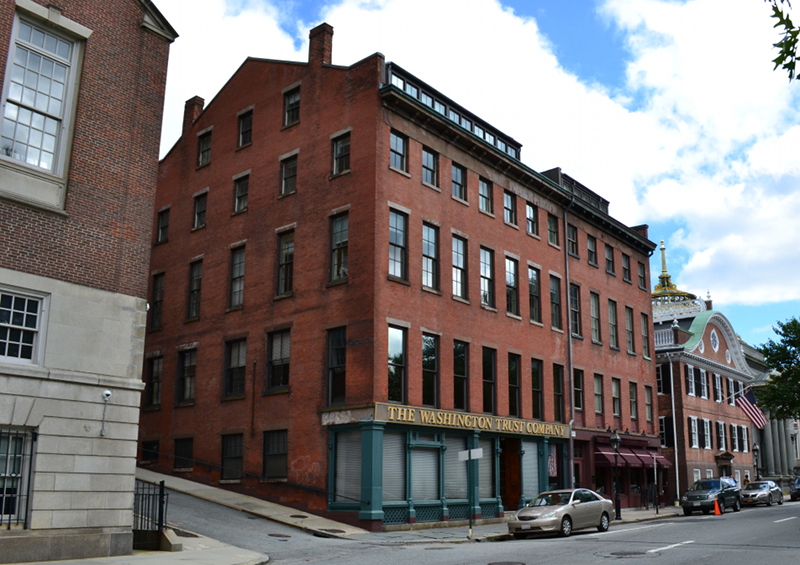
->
[139,23,659,530]
[0,0,175,561]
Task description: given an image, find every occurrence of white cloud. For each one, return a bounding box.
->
[156,0,800,310]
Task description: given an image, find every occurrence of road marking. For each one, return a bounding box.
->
[774,517,797,523]
[587,523,668,537]
[647,540,695,553]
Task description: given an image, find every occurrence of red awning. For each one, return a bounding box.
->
[617,447,643,467]
[594,449,617,467]
[630,447,672,468]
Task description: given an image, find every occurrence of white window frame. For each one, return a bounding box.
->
[689,416,698,448]
[717,421,726,451]
[700,369,708,399]
[715,373,723,403]
[659,416,667,447]
[731,424,739,452]
[0,2,90,211]
[742,426,749,453]
[0,285,48,366]
[706,469,713,478]
[686,365,695,396]
[727,378,736,406]
[693,468,701,482]
[702,418,711,450]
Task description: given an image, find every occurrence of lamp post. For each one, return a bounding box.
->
[753,443,760,481]
[610,430,622,520]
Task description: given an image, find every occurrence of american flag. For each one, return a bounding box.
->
[736,390,768,429]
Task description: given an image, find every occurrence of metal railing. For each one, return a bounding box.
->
[1,428,35,529]
[133,480,168,549]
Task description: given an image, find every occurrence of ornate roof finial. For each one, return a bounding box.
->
[652,240,697,302]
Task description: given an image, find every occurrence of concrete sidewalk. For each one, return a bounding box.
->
[137,467,682,545]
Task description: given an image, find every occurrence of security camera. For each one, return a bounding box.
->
[103,390,112,401]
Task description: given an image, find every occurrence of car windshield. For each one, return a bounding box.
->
[690,480,720,491]
[529,493,569,507]
[748,482,769,490]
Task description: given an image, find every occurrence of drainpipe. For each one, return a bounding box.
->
[668,353,680,503]
[563,197,576,489]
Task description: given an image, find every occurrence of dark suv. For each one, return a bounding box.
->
[790,477,800,501]
[681,477,741,515]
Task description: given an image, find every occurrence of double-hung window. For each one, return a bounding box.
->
[145,356,162,407]
[528,266,541,323]
[187,261,202,319]
[0,291,42,363]
[605,245,615,274]
[197,132,211,167]
[638,262,647,289]
[327,327,346,405]
[268,331,290,390]
[622,254,631,282]
[238,110,252,147]
[608,300,618,349]
[567,225,578,256]
[590,292,601,342]
[508,353,521,417]
[452,236,467,299]
[526,202,538,235]
[689,416,699,448]
[594,374,604,415]
[388,326,406,403]
[612,378,621,416]
[332,133,350,175]
[547,214,559,246]
[150,274,164,330]
[224,339,246,397]
[482,347,496,414]
[263,430,288,479]
[284,88,300,125]
[330,213,349,282]
[451,163,466,200]
[229,247,245,308]
[454,341,468,410]
[177,349,196,403]
[629,382,638,420]
[625,306,635,353]
[422,147,438,186]
[281,156,297,195]
[550,276,562,329]
[480,247,494,308]
[2,18,76,175]
[422,334,438,407]
[641,313,650,357]
[587,235,598,265]
[422,223,439,290]
[505,257,519,315]
[479,178,493,213]
[553,364,564,422]
[389,210,407,280]
[234,175,249,211]
[569,284,581,337]
[531,359,543,419]
[156,209,169,243]
[221,434,243,480]
[503,191,516,224]
[193,193,207,229]
[573,369,584,412]
[389,130,407,171]
[277,231,294,295]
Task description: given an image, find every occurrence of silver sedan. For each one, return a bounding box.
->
[507,488,614,538]
[741,481,783,507]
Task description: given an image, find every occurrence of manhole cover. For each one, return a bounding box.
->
[609,552,647,558]
[268,533,291,538]
[290,514,308,519]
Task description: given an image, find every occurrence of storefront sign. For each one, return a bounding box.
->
[374,403,570,438]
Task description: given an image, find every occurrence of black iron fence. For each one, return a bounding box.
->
[133,480,168,550]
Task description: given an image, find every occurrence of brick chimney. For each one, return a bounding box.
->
[631,224,649,239]
[309,23,333,65]
[183,96,204,135]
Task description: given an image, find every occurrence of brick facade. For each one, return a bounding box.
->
[139,23,660,528]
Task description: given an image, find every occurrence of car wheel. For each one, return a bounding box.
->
[717,499,725,514]
[559,516,573,537]
[597,512,610,532]
[733,498,741,512]
[513,533,528,540]
[683,508,692,516]
[778,495,783,505]
[767,495,773,506]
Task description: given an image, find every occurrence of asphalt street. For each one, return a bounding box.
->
[166,488,800,565]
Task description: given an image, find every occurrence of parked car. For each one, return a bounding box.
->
[508,489,614,538]
[680,477,741,515]
[741,480,783,506]
[789,477,800,501]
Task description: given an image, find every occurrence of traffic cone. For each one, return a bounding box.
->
[713,499,721,515]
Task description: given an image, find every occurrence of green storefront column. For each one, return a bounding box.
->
[358,420,385,521]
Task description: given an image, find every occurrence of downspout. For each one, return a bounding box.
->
[563,196,576,488]
[668,353,680,503]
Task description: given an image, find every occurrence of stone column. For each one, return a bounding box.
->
[771,419,783,477]
[763,417,776,476]
[778,421,789,476]
[785,420,796,475]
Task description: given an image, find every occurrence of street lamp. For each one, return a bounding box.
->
[610,430,622,521]
[752,443,760,481]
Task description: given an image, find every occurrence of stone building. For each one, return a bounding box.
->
[139,23,659,531]
[0,0,175,561]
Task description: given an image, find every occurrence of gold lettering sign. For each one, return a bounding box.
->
[375,403,570,438]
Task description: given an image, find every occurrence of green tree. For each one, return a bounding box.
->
[756,317,800,419]
[767,0,798,80]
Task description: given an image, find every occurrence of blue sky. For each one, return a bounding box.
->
[155,0,800,348]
